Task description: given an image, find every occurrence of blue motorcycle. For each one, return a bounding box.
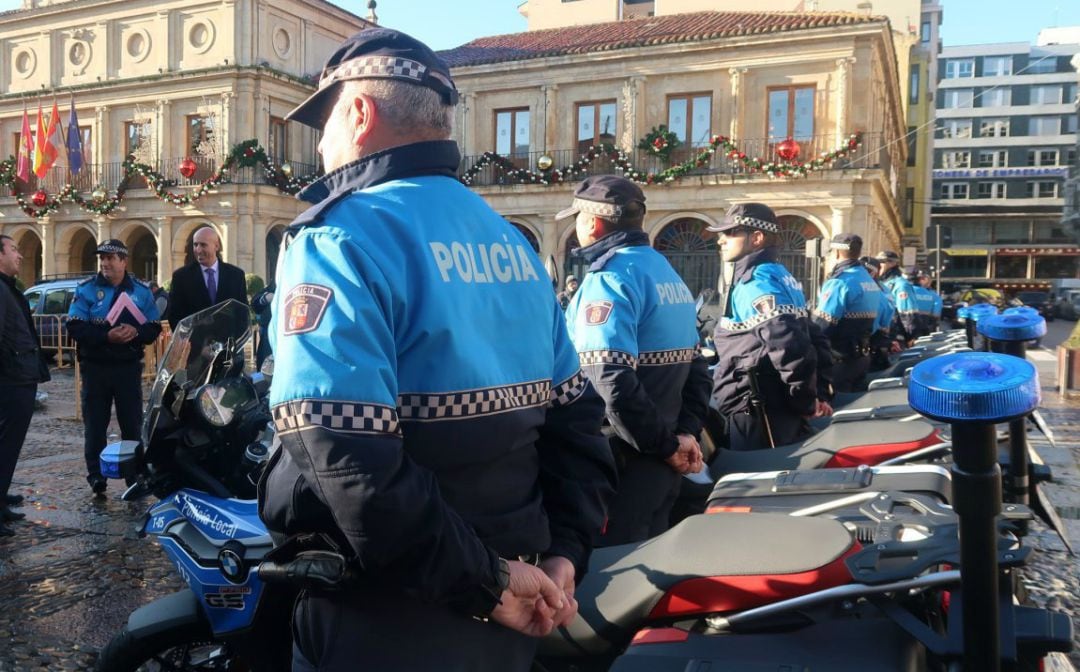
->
[94,300,299,671]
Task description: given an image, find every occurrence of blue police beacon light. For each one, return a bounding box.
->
[956,306,971,320]
[977,312,1046,343]
[908,352,1040,424]
[964,302,998,323]
[1002,305,1039,318]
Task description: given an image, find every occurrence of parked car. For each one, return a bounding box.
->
[23,276,85,356]
[1055,289,1080,321]
[1013,290,1055,322]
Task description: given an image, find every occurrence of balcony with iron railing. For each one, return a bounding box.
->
[5,155,323,200]
[459,132,892,187]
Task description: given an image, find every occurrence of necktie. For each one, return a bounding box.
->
[206,267,217,304]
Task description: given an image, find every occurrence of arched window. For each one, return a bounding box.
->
[266,225,286,280]
[776,215,824,296]
[128,228,159,283]
[653,218,720,298]
[562,232,587,283]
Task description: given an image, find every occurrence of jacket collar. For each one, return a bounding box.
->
[298,140,461,205]
[573,229,650,272]
[879,266,901,282]
[828,258,860,280]
[95,272,134,292]
[0,272,15,290]
[732,245,779,284]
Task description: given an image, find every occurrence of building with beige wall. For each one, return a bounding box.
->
[0,0,368,289]
[442,10,907,295]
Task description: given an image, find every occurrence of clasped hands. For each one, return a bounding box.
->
[490,556,578,637]
[107,324,139,344]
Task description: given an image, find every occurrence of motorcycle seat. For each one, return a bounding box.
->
[711,420,942,475]
[540,513,857,657]
[832,386,910,411]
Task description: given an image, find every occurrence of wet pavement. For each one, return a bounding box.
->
[2,338,1080,670]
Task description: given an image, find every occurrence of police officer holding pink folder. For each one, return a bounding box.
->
[68,240,161,495]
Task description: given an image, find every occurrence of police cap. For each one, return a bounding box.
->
[555,175,646,221]
[95,239,128,257]
[876,250,901,263]
[286,27,459,129]
[706,203,779,234]
[859,256,881,272]
[830,232,862,251]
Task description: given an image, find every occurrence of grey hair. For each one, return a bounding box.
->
[338,79,454,137]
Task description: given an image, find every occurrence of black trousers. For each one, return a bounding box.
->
[292,590,538,671]
[726,408,809,452]
[81,360,143,478]
[0,384,37,498]
[831,354,870,394]
[597,446,682,547]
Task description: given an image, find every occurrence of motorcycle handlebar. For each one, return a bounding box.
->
[257,550,357,590]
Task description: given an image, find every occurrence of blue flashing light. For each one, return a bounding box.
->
[978,312,1046,343]
[965,303,999,323]
[908,352,1039,423]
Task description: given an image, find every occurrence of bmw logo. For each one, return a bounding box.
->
[218,545,247,584]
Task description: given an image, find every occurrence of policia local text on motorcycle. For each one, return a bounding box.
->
[256,27,616,671]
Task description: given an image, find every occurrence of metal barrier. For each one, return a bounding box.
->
[33,314,76,369]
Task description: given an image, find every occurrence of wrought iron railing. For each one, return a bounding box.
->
[459,132,889,187]
[6,156,323,197]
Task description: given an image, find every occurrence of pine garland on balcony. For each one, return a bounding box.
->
[460,132,864,186]
[1,139,320,219]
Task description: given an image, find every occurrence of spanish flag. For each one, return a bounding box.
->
[33,100,59,178]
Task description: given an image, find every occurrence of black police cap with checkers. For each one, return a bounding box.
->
[95,239,128,256]
[286,27,459,129]
[707,203,780,234]
[830,232,862,251]
[555,175,646,221]
[876,250,901,262]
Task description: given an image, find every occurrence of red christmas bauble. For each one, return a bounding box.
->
[777,137,801,162]
[652,137,666,150]
[179,158,198,178]
[32,190,48,207]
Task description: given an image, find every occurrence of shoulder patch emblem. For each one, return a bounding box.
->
[820,288,833,303]
[283,284,333,336]
[583,300,613,326]
[752,295,776,314]
[898,291,909,301]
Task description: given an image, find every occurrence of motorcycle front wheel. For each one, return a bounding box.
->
[94,623,246,672]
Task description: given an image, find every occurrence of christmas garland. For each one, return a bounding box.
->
[2,139,320,219]
[637,125,681,161]
[461,132,864,186]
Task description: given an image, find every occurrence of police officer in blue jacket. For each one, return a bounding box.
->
[860,256,900,371]
[67,240,161,494]
[875,250,920,345]
[908,267,936,337]
[257,28,616,672]
[710,204,832,452]
[559,175,709,546]
[916,270,942,331]
[813,233,881,393]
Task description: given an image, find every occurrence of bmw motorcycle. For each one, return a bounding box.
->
[94,301,297,672]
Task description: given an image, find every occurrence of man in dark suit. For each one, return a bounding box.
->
[167,226,249,330]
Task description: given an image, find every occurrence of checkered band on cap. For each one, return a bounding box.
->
[637,348,696,367]
[578,349,638,369]
[397,380,550,421]
[96,241,128,255]
[573,198,623,219]
[831,242,852,250]
[273,400,400,436]
[321,55,427,90]
[550,371,589,407]
[730,215,779,233]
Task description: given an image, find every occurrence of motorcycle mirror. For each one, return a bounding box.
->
[544,255,560,289]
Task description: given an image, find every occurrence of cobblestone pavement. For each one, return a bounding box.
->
[1,351,1079,670]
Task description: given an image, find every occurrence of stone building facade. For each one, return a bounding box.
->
[0,0,368,288]
[442,10,908,296]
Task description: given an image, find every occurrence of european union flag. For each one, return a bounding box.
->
[66,98,82,175]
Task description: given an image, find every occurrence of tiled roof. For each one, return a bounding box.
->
[439,11,883,68]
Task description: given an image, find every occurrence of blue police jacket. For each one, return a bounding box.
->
[67,272,162,363]
[565,229,711,458]
[874,282,896,334]
[812,259,881,358]
[712,246,821,417]
[913,285,938,334]
[931,289,943,319]
[258,140,615,609]
[880,268,919,339]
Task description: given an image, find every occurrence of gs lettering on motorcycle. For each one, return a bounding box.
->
[428,237,540,284]
[204,586,251,610]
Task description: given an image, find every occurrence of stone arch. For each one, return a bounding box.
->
[265,223,287,282]
[9,226,43,286]
[646,211,720,242]
[62,224,99,275]
[775,214,826,296]
[556,223,587,281]
[652,215,721,298]
[773,209,829,239]
[114,220,159,282]
[506,219,541,253]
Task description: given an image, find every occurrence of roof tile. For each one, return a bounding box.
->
[439,11,882,68]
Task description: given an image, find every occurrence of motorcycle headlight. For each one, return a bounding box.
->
[195,384,232,427]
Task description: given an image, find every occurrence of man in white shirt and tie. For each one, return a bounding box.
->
[166,226,250,330]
